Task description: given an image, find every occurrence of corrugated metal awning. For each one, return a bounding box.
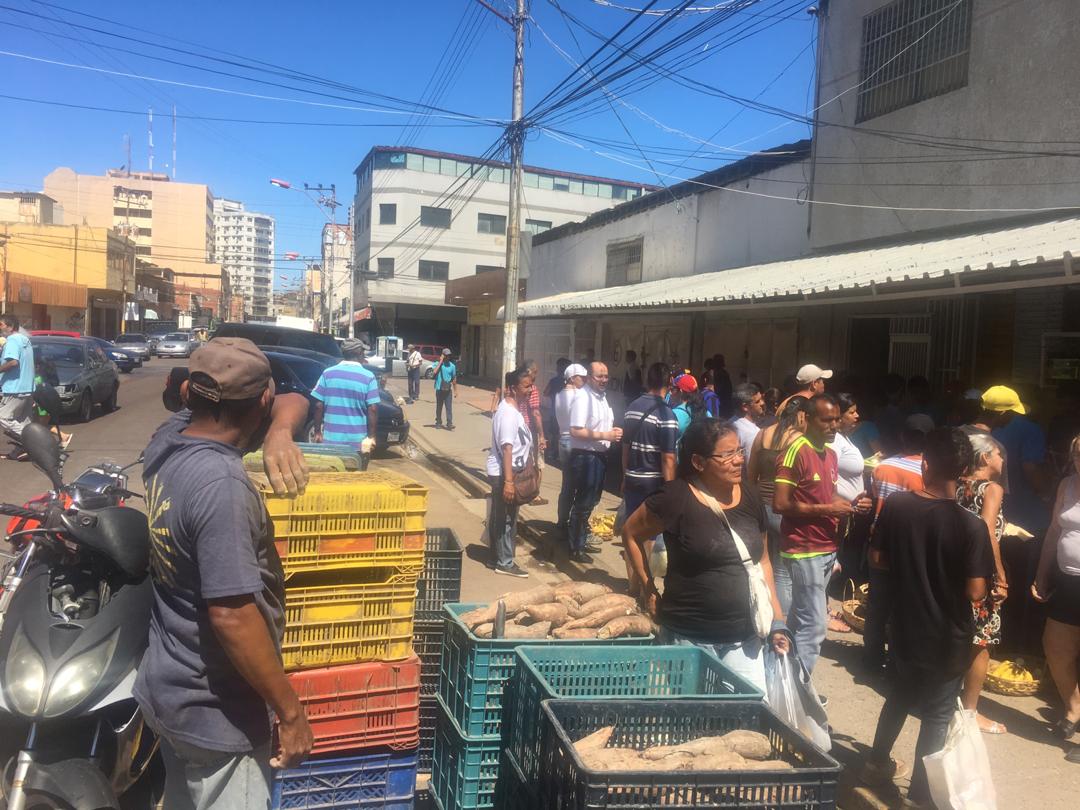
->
[518,216,1080,318]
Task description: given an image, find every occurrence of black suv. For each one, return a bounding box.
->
[210,323,341,362]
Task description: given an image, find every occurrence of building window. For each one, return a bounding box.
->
[605,238,643,287]
[476,265,503,274]
[477,212,506,235]
[420,205,452,229]
[377,257,395,278]
[379,203,396,225]
[856,0,972,123]
[524,219,552,235]
[418,260,449,282]
[135,246,152,256]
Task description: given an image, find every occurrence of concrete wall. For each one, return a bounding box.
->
[810,0,1080,249]
[526,160,812,299]
[3,223,126,290]
[354,163,645,307]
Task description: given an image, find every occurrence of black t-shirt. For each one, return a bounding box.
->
[645,479,766,644]
[871,491,994,678]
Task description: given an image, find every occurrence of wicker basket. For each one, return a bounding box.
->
[984,658,1043,697]
[840,579,867,634]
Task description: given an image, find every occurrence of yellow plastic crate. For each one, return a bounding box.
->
[251,471,429,577]
[282,568,419,671]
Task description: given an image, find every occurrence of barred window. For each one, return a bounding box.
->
[377,257,395,278]
[418,260,449,282]
[605,238,643,287]
[856,0,972,123]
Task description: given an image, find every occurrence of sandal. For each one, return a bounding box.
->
[827,611,852,633]
[976,715,1007,735]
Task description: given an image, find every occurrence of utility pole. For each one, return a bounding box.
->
[478,0,527,381]
[304,183,339,333]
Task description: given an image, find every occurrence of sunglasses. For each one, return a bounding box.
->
[706,448,746,463]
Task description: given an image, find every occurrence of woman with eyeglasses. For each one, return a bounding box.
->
[623,419,789,691]
[1033,432,1080,762]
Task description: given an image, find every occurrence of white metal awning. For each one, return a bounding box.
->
[518,216,1080,318]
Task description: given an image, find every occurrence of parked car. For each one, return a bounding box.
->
[210,322,341,362]
[113,332,152,361]
[30,330,83,338]
[414,344,446,363]
[155,332,199,358]
[161,349,409,448]
[147,331,172,354]
[86,336,142,373]
[32,337,120,422]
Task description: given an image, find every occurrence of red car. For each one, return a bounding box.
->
[30,330,82,338]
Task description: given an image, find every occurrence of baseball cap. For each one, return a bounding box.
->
[982,385,1026,415]
[674,373,698,394]
[564,363,587,380]
[904,413,936,434]
[442,348,452,356]
[796,364,833,385]
[190,338,271,402]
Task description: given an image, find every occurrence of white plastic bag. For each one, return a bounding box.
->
[766,649,831,752]
[648,537,668,578]
[924,700,997,810]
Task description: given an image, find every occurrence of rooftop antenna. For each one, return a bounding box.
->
[147,106,154,173]
[171,104,177,180]
[124,134,131,176]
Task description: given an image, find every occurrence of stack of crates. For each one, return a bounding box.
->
[250,469,429,810]
[413,528,464,775]
[430,604,654,810]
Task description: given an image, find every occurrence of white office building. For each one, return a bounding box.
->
[213,198,275,319]
[351,146,654,346]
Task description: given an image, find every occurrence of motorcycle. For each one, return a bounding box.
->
[0,420,158,810]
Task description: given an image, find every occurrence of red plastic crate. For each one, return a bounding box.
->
[284,656,421,755]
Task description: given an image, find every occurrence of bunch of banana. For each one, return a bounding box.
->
[589,512,617,538]
[990,659,1035,682]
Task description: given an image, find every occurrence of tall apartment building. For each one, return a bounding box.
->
[214,198,276,319]
[322,223,353,334]
[351,146,654,345]
[43,167,224,320]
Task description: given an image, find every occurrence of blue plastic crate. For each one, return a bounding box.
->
[505,644,762,786]
[439,603,653,738]
[272,749,418,809]
[430,695,501,810]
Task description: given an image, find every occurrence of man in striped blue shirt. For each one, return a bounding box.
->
[311,338,380,450]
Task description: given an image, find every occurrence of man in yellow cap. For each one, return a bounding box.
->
[981,385,1049,533]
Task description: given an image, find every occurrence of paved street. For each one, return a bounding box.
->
[3,366,1075,808]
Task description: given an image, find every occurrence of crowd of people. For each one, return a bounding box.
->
[481,353,1080,804]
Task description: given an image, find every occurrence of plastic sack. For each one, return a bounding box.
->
[766,649,831,752]
[648,537,668,578]
[924,700,997,810]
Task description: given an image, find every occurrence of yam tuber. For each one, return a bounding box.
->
[553,626,600,639]
[496,585,555,613]
[574,726,615,753]
[458,606,498,630]
[553,582,612,602]
[579,593,637,614]
[739,759,793,771]
[719,730,773,761]
[524,603,570,627]
[556,595,587,619]
[499,621,552,639]
[473,622,494,639]
[642,737,732,761]
[597,614,656,639]
[563,604,635,630]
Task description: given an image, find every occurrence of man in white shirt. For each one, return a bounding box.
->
[555,364,587,539]
[730,382,765,473]
[405,344,423,403]
[567,362,622,564]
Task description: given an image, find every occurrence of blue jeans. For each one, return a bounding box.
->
[488,475,519,568]
[435,389,453,426]
[764,503,790,616]
[407,367,421,400]
[660,627,767,694]
[871,660,962,805]
[781,551,837,675]
[567,451,607,552]
[556,438,574,533]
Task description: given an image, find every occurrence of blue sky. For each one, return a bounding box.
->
[1,0,816,284]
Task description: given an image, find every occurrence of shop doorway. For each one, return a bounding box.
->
[848,317,890,381]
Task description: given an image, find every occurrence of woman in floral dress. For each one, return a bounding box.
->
[957,432,1010,734]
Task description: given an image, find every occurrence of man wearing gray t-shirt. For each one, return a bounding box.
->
[137,339,313,809]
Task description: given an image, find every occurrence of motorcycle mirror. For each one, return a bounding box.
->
[21,422,63,491]
[32,383,63,423]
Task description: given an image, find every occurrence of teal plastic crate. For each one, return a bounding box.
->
[430,694,501,810]
[505,644,763,787]
[439,603,653,738]
[492,751,534,810]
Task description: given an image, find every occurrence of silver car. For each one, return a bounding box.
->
[155,332,199,358]
[112,333,151,361]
